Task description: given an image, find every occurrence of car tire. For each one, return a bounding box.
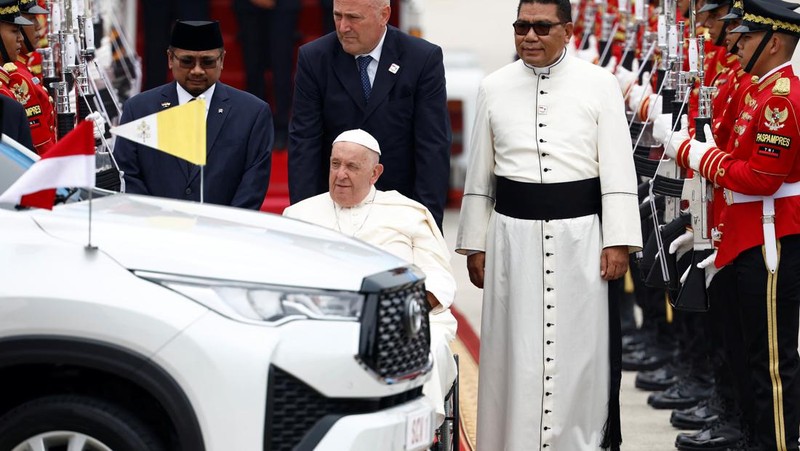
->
[0,395,166,451]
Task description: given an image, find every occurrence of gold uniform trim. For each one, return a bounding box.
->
[773,78,790,95]
[763,240,788,451]
[744,13,800,34]
[759,72,783,92]
[0,5,19,14]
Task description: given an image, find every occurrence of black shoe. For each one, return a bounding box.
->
[636,361,687,391]
[675,420,743,450]
[647,377,714,410]
[622,344,674,371]
[622,329,650,353]
[671,397,723,429]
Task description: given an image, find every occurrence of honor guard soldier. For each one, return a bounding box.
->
[1,0,54,154]
[664,0,800,448]
[18,0,47,83]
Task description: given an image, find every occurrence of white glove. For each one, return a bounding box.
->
[576,35,599,63]
[697,250,719,288]
[652,114,689,159]
[687,124,717,171]
[602,55,618,73]
[615,60,637,93]
[669,229,694,261]
[627,83,654,112]
[86,111,106,140]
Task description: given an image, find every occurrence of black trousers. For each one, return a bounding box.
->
[732,234,800,450]
[708,265,754,423]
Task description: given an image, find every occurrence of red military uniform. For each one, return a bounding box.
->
[23,51,42,83]
[5,61,55,154]
[678,63,800,266]
[0,65,15,99]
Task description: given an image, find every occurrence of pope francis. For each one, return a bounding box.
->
[283,129,458,426]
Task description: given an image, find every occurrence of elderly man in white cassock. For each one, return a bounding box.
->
[283,129,458,426]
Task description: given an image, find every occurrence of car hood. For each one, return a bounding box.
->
[28,194,409,291]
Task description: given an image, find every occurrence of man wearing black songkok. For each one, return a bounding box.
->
[114,20,274,210]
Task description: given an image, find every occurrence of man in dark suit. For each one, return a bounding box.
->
[288,0,451,228]
[115,20,273,210]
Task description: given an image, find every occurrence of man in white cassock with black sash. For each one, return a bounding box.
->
[455,0,642,449]
[283,129,458,427]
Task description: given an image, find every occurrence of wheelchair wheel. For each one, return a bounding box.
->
[432,354,459,451]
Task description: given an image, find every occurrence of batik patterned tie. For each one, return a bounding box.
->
[357,55,373,101]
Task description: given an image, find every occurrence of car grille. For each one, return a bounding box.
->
[264,366,423,451]
[358,279,431,383]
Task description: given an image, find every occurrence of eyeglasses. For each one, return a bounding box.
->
[512,21,565,36]
[171,52,223,69]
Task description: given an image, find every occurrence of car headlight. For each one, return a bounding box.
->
[136,271,364,324]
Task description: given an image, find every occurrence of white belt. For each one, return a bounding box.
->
[724,181,800,272]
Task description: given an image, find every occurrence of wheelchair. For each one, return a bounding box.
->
[431,354,459,451]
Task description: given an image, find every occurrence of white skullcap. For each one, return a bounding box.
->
[332,129,381,155]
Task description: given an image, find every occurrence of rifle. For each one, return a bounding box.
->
[673,31,715,312]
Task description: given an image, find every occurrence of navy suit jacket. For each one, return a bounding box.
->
[0,95,34,151]
[115,82,273,210]
[288,26,451,228]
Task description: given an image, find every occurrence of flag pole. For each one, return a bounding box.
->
[200,166,204,204]
[86,186,96,250]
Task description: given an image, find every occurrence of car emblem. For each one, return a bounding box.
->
[404,294,424,338]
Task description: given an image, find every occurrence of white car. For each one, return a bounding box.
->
[0,141,435,451]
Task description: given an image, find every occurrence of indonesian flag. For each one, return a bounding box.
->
[0,120,95,210]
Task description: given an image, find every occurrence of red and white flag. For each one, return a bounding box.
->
[0,120,95,210]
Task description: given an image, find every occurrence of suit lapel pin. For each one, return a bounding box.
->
[389,63,400,74]
[161,102,171,108]
[218,108,223,114]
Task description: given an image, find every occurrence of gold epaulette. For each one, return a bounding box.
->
[773,77,790,95]
[3,62,16,73]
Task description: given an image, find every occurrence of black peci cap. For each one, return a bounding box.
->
[731,0,800,34]
[0,0,33,25]
[18,0,48,14]
[169,20,224,51]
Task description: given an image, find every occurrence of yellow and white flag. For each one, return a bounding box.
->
[110,98,207,165]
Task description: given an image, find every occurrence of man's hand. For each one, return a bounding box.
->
[426,291,441,309]
[600,245,629,281]
[467,252,486,289]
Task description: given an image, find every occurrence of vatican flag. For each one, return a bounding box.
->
[110,98,207,165]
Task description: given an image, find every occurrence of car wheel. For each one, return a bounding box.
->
[0,395,166,451]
